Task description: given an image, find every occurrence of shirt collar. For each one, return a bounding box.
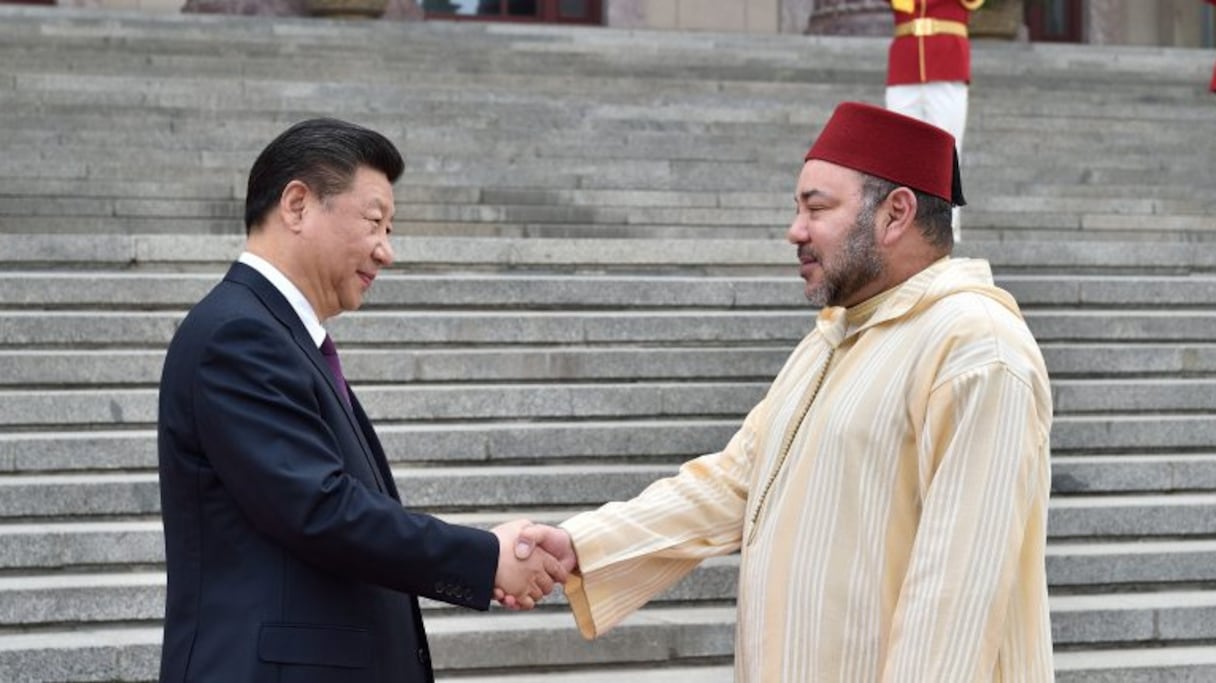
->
[238,251,327,348]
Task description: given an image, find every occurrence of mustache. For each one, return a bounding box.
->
[797,245,819,263]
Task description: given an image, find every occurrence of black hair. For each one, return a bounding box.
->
[860,174,953,250]
[244,118,404,234]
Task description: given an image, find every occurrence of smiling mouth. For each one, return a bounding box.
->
[357,272,375,288]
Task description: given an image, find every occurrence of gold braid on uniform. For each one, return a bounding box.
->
[960,0,985,10]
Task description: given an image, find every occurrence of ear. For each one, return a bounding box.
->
[279,180,310,234]
[878,186,917,247]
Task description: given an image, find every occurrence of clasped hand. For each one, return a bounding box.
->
[490,520,578,610]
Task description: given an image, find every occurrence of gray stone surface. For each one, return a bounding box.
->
[1053,456,1216,494]
[0,473,161,518]
[11,272,1216,310]
[0,347,789,386]
[2,5,1216,680]
[0,521,164,570]
[0,573,165,626]
[1056,646,1216,682]
[1052,415,1216,453]
[1047,540,1216,587]
[1052,380,1216,413]
[1049,495,1216,538]
[0,431,157,473]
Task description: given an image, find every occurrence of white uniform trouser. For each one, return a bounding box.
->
[885,81,967,241]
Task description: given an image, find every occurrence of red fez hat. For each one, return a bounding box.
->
[804,101,966,207]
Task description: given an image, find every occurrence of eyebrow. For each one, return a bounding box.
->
[796,188,834,204]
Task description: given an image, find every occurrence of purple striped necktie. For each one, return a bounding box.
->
[319,334,351,406]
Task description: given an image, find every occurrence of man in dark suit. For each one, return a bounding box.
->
[157,118,564,682]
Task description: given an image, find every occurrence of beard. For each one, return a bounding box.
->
[803,207,885,308]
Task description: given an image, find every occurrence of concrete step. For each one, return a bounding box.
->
[0,605,738,682]
[8,525,1216,583]
[1,146,1209,201]
[1054,646,1216,682]
[3,309,1216,348]
[4,342,1212,388]
[1,412,1211,474]
[3,177,1210,224]
[1048,539,1216,587]
[7,214,1216,240]
[1039,344,1216,378]
[1,120,1207,170]
[0,310,808,347]
[1,587,1214,679]
[0,120,1207,170]
[13,447,1216,522]
[0,5,1212,682]
[0,384,766,427]
[1053,455,1216,494]
[0,420,741,473]
[0,347,792,387]
[7,272,1216,310]
[10,559,1216,631]
[1,6,1211,83]
[1050,590,1216,645]
[5,28,1206,97]
[5,235,1216,275]
[9,511,1216,590]
[2,466,1213,531]
[1053,414,1216,453]
[0,520,165,571]
[2,377,1214,430]
[1050,494,1216,539]
[0,555,735,626]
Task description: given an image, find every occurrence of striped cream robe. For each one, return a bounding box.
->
[561,257,1054,682]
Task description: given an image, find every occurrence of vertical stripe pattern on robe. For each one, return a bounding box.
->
[561,257,1055,682]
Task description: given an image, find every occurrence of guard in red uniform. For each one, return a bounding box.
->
[885,0,984,241]
[1208,0,1216,92]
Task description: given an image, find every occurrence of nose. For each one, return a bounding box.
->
[374,235,395,266]
[787,211,808,245]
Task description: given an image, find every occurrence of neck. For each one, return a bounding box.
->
[246,231,332,322]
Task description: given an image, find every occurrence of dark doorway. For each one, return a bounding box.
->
[1026,0,1083,42]
[423,0,602,24]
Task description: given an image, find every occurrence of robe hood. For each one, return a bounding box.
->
[816,257,1019,347]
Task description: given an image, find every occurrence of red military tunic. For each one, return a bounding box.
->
[1209,0,1216,92]
[887,0,985,86]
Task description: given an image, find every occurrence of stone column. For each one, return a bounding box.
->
[605,0,645,28]
[781,0,816,33]
[805,0,889,36]
[1085,0,1125,45]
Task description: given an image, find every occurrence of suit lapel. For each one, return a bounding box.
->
[224,263,390,494]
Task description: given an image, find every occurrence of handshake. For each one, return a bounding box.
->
[489,520,576,609]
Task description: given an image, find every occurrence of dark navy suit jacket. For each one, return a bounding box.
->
[157,263,499,682]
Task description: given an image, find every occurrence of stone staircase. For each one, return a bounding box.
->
[2,5,1216,681]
